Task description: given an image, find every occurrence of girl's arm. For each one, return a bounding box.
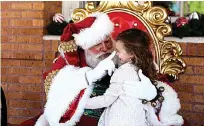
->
[85,83,123,109]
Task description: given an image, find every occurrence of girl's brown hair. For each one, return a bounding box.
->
[116,28,157,81]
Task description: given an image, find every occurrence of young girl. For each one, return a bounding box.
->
[85,28,158,126]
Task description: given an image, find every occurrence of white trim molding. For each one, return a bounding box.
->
[43,35,60,40]
[164,37,204,43]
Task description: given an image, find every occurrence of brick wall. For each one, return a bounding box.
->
[172,43,204,126]
[1,1,61,124]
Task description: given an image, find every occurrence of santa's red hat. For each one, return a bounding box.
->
[61,12,114,50]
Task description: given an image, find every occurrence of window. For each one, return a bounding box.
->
[62,1,86,22]
[153,1,204,22]
[62,1,204,23]
[62,1,100,22]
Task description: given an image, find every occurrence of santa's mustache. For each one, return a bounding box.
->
[85,50,119,68]
[96,51,113,59]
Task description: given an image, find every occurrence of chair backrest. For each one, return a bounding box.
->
[71,1,186,80]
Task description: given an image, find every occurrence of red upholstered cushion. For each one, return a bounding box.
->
[108,11,149,40]
[108,11,156,62]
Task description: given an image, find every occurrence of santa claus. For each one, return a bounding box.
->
[19,12,185,126]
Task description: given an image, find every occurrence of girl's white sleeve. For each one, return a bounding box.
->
[85,83,123,109]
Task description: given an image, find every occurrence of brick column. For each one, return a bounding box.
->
[1,1,61,124]
[172,43,204,126]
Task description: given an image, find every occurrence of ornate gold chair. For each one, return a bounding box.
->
[71,1,185,80]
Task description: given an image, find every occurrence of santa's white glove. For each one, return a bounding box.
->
[86,51,116,85]
[53,13,65,23]
[123,69,157,101]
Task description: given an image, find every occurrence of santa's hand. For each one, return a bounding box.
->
[86,51,116,84]
[53,13,65,23]
[123,69,157,101]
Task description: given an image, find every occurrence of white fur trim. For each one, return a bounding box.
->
[73,12,114,50]
[59,86,94,126]
[44,65,93,126]
[145,81,184,126]
[145,104,163,126]
[157,81,184,126]
[35,114,49,126]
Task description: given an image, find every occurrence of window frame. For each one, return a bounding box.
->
[62,1,86,22]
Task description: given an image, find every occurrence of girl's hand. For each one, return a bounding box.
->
[123,69,157,101]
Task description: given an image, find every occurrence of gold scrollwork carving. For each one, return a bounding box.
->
[160,41,183,63]
[161,57,186,79]
[58,40,78,53]
[85,1,108,13]
[144,6,168,26]
[71,8,89,22]
[71,1,186,79]
[127,1,152,14]
[44,70,59,98]
[156,25,172,41]
[160,41,186,79]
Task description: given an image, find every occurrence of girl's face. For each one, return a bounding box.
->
[115,40,134,64]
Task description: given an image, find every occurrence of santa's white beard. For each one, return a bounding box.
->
[85,51,103,68]
[85,50,119,68]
